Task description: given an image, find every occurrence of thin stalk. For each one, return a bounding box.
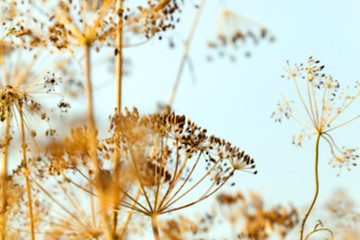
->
[84,44,99,175]
[151,213,160,240]
[73,167,150,214]
[299,132,321,240]
[159,151,203,211]
[112,0,123,232]
[30,175,93,235]
[325,90,360,129]
[84,44,114,240]
[161,170,231,214]
[56,181,92,229]
[168,0,206,107]
[118,188,141,240]
[292,77,316,127]
[325,115,360,133]
[304,228,334,240]
[0,111,10,239]
[128,147,153,212]
[115,0,123,112]
[18,105,35,240]
[84,44,99,232]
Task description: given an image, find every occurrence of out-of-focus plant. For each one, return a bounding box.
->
[0,44,70,239]
[0,0,275,239]
[324,189,360,240]
[273,57,360,240]
[206,8,274,61]
[216,191,298,240]
[159,190,298,240]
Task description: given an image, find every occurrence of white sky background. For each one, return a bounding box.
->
[89,0,360,238]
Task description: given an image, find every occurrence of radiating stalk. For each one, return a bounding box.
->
[299,132,321,240]
[118,188,140,239]
[18,105,35,240]
[0,111,10,239]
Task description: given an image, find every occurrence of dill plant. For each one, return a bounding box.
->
[0,0,273,239]
[273,57,360,240]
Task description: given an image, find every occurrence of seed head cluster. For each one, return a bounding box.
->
[273,57,360,175]
[206,8,274,61]
[101,108,257,215]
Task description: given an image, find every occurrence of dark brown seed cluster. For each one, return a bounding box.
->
[109,107,256,177]
[206,9,274,61]
[8,0,184,52]
[131,0,182,39]
[100,107,257,214]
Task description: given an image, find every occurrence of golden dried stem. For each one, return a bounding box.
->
[115,0,123,112]
[112,0,124,235]
[168,0,206,108]
[128,147,153,212]
[18,105,35,240]
[84,44,114,239]
[161,170,231,214]
[304,227,334,240]
[151,213,160,240]
[118,188,141,240]
[0,111,10,239]
[299,132,321,240]
[84,44,101,178]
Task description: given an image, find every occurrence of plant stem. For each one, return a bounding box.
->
[84,44,113,238]
[18,105,35,240]
[84,44,100,177]
[168,0,206,108]
[112,0,123,235]
[299,132,321,240]
[118,188,140,239]
[115,0,123,112]
[0,111,10,239]
[151,213,160,240]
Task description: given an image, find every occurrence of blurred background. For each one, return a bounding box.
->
[63,0,360,238]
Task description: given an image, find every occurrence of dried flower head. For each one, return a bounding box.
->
[206,8,274,61]
[105,107,256,217]
[216,191,299,240]
[159,191,299,240]
[9,0,118,52]
[324,189,360,240]
[9,0,184,53]
[272,57,360,175]
[123,0,183,40]
[0,48,70,130]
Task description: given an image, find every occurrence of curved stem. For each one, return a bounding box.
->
[299,132,321,240]
[151,213,160,240]
[304,227,334,240]
[0,111,10,239]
